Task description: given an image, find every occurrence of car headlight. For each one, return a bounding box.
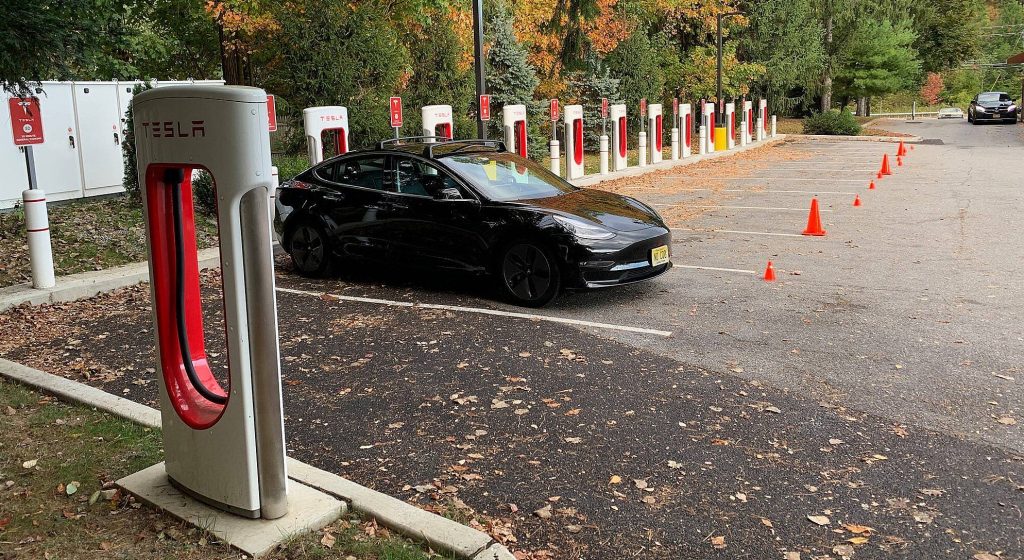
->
[553,215,616,240]
[1009,104,1017,112]
[976,106,986,112]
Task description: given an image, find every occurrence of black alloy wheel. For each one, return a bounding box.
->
[287,220,333,277]
[499,242,561,307]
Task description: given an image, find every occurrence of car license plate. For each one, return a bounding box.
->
[650,245,669,266]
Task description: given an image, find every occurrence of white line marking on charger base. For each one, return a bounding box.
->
[673,265,757,274]
[673,228,804,238]
[275,287,674,337]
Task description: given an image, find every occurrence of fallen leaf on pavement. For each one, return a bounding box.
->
[22,459,37,469]
[320,532,335,548]
[711,535,726,549]
[609,475,622,485]
[533,504,553,519]
[807,514,830,526]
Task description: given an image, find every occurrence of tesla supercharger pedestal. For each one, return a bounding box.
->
[647,103,663,164]
[670,100,679,161]
[132,85,288,520]
[303,106,349,165]
[726,102,736,149]
[742,100,753,146]
[422,104,453,141]
[502,104,528,158]
[680,103,693,158]
[563,105,585,180]
[702,102,715,154]
[759,99,768,141]
[610,104,628,172]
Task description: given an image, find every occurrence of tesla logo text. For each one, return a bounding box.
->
[142,120,206,138]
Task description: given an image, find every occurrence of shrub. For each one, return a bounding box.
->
[121,82,154,201]
[802,110,861,135]
[191,170,216,216]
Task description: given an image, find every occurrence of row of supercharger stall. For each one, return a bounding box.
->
[302,100,775,178]
[1,80,225,209]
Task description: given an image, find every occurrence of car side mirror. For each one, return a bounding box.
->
[437,187,463,200]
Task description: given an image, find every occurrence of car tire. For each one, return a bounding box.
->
[497,240,561,307]
[285,219,334,277]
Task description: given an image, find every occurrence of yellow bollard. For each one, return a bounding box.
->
[714,127,729,151]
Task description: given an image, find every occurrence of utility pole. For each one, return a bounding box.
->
[716,11,743,126]
[472,0,487,139]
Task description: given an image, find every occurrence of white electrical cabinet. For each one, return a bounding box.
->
[2,80,224,209]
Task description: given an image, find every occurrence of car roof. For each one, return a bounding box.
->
[317,139,508,166]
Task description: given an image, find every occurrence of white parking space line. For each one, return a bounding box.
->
[275,287,674,337]
[673,228,805,238]
[686,204,833,212]
[764,167,876,172]
[724,177,870,183]
[672,264,757,275]
[647,188,857,195]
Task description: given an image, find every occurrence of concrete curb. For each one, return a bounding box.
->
[570,135,787,188]
[788,133,924,143]
[0,358,514,559]
[0,247,221,313]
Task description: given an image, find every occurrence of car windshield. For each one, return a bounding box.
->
[978,93,1010,103]
[441,153,577,202]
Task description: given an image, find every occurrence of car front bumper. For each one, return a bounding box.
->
[561,228,673,289]
[975,109,1018,121]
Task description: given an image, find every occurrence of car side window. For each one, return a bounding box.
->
[392,157,464,199]
[314,163,335,182]
[336,156,387,191]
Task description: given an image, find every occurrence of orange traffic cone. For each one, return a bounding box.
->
[880,154,893,176]
[877,171,883,179]
[869,180,876,190]
[802,197,827,236]
[763,260,776,282]
[853,194,862,207]
[897,156,903,167]
[897,141,907,156]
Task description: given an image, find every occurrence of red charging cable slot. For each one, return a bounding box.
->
[437,123,452,140]
[685,114,692,147]
[572,119,583,165]
[655,115,663,151]
[514,120,528,158]
[617,117,627,157]
[145,164,228,430]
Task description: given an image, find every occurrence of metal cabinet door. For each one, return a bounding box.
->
[29,83,84,202]
[73,83,125,195]
[0,94,31,208]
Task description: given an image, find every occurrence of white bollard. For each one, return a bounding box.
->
[756,118,764,142]
[599,135,609,175]
[550,139,560,176]
[22,189,55,289]
[269,166,280,240]
[771,115,777,137]
[638,132,647,167]
[699,125,707,155]
[671,128,679,160]
[740,120,748,147]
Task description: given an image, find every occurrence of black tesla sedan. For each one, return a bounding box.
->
[274,138,672,307]
[968,92,1018,124]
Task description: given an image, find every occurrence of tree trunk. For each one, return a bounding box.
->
[856,97,867,116]
[820,2,833,113]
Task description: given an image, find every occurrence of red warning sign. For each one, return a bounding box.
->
[8,97,44,146]
[389,97,403,128]
[550,99,559,122]
[479,95,491,121]
[601,98,609,119]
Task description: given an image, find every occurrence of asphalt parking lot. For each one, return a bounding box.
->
[1,119,1022,559]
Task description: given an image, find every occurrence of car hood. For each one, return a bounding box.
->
[526,188,664,232]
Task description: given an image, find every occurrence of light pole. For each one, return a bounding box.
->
[716,11,743,126]
[472,0,487,139]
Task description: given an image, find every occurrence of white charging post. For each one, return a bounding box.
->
[564,104,585,180]
[670,98,679,160]
[502,104,528,158]
[648,102,663,164]
[422,104,453,142]
[599,98,609,175]
[759,98,768,141]
[8,96,56,289]
[549,99,560,176]
[610,103,628,171]
[638,99,647,167]
[302,106,349,165]
[131,85,287,520]
[680,102,692,158]
[726,101,736,149]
